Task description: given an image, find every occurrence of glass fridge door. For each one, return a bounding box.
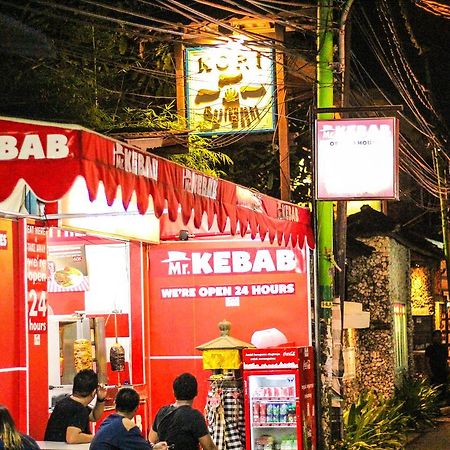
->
[248,373,298,450]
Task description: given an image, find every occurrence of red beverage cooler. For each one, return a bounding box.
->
[242,347,316,450]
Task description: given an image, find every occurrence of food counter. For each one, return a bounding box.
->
[36,443,90,449]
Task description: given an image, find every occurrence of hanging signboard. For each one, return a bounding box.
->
[315,117,399,200]
[185,44,276,134]
[47,244,89,292]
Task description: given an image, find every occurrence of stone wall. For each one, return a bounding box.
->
[344,235,411,402]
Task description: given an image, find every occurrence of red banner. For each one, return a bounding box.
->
[243,348,302,370]
[0,117,314,248]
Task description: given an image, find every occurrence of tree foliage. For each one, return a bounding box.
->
[0,0,313,197]
[0,1,175,127]
[112,104,233,177]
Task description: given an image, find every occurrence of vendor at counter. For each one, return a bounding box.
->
[44,369,107,444]
[90,388,168,450]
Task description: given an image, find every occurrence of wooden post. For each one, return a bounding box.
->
[175,43,186,120]
[275,25,290,201]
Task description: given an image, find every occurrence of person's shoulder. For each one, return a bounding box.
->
[56,395,78,407]
[122,417,138,432]
[65,397,88,412]
[183,406,204,418]
[159,404,174,412]
[156,405,175,416]
[53,394,71,408]
[20,434,40,450]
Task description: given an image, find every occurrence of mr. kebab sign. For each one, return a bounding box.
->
[315,117,399,200]
[148,240,311,350]
[152,244,307,300]
[185,44,275,134]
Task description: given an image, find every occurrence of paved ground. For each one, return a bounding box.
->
[406,418,450,450]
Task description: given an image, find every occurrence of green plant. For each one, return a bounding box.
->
[332,391,407,450]
[392,373,441,431]
[116,105,233,177]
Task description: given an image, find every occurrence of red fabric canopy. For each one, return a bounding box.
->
[0,117,314,248]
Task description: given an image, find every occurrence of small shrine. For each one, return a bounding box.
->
[197,319,254,450]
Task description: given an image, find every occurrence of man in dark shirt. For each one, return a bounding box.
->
[44,369,107,444]
[90,387,168,450]
[149,373,217,450]
[425,330,449,400]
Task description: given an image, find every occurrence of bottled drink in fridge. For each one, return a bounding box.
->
[253,401,260,424]
[273,403,280,423]
[266,403,274,422]
[259,401,267,423]
[287,403,296,422]
[279,402,288,423]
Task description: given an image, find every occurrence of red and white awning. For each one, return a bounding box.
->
[0,116,314,248]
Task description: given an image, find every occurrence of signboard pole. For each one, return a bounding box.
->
[334,1,355,443]
[315,1,335,449]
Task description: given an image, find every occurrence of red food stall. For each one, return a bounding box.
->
[0,116,314,442]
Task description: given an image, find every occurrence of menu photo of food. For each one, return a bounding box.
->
[48,245,89,292]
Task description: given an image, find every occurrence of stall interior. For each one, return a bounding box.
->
[46,228,133,411]
[47,314,107,406]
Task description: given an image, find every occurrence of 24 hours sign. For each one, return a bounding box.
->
[156,248,304,299]
[26,223,48,333]
[148,240,312,357]
[156,246,305,300]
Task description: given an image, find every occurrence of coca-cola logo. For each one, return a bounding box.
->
[161,248,305,276]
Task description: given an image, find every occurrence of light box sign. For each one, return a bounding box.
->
[185,44,275,134]
[148,240,311,355]
[26,222,48,334]
[315,117,399,200]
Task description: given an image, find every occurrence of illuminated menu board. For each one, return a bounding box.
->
[185,44,275,134]
[315,117,399,200]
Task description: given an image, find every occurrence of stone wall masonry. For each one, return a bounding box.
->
[344,235,412,401]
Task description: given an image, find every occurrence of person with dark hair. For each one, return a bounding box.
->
[90,388,168,450]
[149,373,217,450]
[425,329,449,401]
[44,369,107,444]
[0,405,40,450]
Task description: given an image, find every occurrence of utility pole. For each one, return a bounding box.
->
[334,0,355,442]
[315,0,334,448]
